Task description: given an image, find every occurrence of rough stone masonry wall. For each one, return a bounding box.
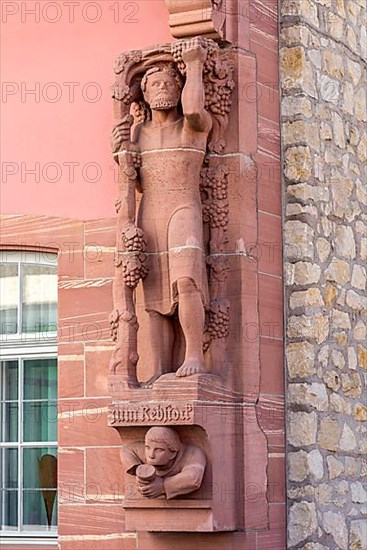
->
[279,0,367,548]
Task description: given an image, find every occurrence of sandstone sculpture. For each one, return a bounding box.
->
[121,427,206,499]
[107,32,270,534]
[109,37,234,388]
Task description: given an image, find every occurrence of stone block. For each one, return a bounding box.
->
[288,502,317,546]
[322,511,348,550]
[350,519,367,550]
[285,262,321,286]
[334,225,356,259]
[318,418,341,451]
[339,423,356,451]
[286,341,316,378]
[284,221,314,261]
[288,382,328,411]
[326,456,344,480]
[325,258,350,285]
[284,146,312,182]
[289,288,324,309]
[288,411,317,447]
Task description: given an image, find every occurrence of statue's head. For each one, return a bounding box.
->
[141,64,183,111]
[144,427,181,467]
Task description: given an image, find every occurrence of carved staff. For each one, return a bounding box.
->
[109,52,146,389]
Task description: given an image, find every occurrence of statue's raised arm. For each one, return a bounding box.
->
[181,38,212,133]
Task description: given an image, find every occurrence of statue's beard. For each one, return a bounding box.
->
[150,95,178,110]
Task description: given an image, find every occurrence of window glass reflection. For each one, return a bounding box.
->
[0,264,18,334]
[22,265,57,333]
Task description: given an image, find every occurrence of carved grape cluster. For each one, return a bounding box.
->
[203,201,229,228]
[208,301,230,340]
[171,41,188,74]
[122,254,148,289]
[171,38,234,120]
[120,226,148,289]
[131,151,142,169]
[122,226,146,252]
[203,300,230,351]
[201,166,229,229]
[205,82,232,116]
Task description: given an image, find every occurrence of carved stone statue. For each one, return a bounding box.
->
[112,39,212,382]
[121,427,206,499]
[109,38,234,389]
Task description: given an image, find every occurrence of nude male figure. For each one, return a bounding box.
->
[112,38,212,381]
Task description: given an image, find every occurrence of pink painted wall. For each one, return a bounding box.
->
[1,1,171,220]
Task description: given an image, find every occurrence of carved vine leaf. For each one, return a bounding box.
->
[123,163,137,181]
[207,256,229,282]
[112,51,143,106]
[112,82,132,103]
[114,50,142,75]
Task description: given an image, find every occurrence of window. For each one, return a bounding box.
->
[0,251,58,539]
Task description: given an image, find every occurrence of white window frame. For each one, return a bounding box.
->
[0,251,58,544]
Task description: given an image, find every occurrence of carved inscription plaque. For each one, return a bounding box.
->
[109,402,194,426]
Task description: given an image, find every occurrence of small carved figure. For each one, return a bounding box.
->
[112,38,213,382]
[121,426,206,499]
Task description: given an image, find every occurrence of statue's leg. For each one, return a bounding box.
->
[143,311,174,386]
[175,277,206,377]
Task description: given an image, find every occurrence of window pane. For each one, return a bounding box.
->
[23,402,57,442]
[0,490,18,531]
[0,402,18,442]
[23,447,57,489]
[0,448,18,489]
[23,358,57,401]
[0,264,18,335]
[22,490,57,531]
[21,264,57,333]
[0,360,18,401]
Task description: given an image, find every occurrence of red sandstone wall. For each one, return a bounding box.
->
[1,0,284,548]
[250,0,285,545]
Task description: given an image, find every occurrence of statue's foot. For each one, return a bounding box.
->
[176,359,206,377]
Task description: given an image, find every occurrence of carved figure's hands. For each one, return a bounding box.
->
[137,476,165,499]
[181,37,207,65]
[111,117,133,153]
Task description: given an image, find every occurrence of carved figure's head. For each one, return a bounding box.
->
[144,427,181,467]
[141,64,183,111]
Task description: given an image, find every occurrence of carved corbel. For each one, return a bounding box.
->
[165,0,226,40]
